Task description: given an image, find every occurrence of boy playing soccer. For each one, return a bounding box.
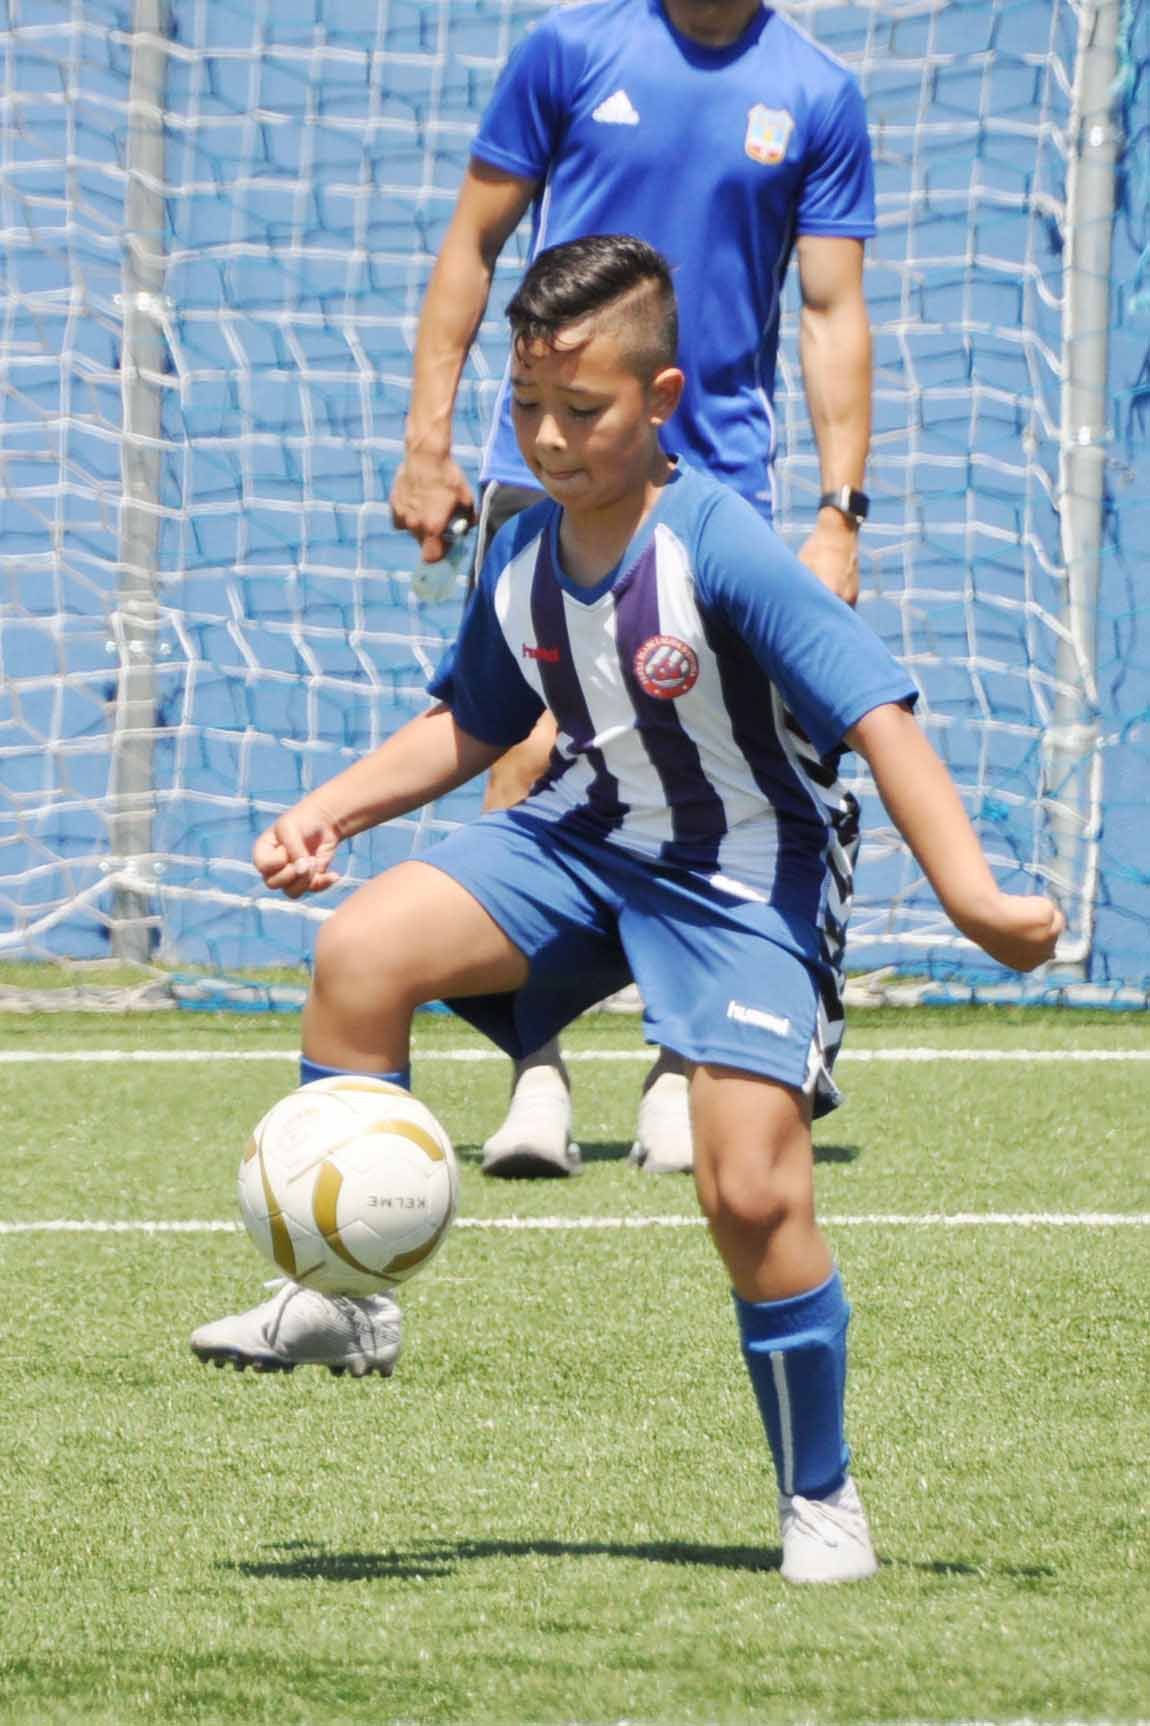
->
[192,236,1063,1583]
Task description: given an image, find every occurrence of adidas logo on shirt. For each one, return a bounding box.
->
[592,89,640,126]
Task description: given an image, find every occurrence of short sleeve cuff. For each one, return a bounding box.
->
[425,669,542,752]
[819,683,918,755]
[470,138,545,181]
[425,664,455,707]
[795,218,876,238]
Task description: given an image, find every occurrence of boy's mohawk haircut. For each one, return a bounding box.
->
[506,233,678,377]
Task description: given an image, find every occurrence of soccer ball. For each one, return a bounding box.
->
[238,1076,458,1296]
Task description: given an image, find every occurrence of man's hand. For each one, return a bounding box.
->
[797,510,860,607]
[390,451,475,563]
[957,890,1066,974]
[253,802,343,900]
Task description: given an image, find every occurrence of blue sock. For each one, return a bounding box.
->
[299,1056,411,1091]
[734,1268,852,1500]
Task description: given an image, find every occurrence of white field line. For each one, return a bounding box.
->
[1,1213,1148,1236]
[0,1047,1148,1065]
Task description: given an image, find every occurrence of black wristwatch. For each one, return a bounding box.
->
[818,485,870,526]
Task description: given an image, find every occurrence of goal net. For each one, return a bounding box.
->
[1,0,1148,1007]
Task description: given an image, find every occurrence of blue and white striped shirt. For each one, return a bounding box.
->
[429,463,915,932]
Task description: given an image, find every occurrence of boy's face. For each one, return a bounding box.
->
[510,321,682,516]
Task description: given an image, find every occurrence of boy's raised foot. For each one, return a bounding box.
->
[779,1475,879,1583]
[190,1281,402,1378]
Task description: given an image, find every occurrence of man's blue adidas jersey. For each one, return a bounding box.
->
[473,0,874,514]
[429,463,915,936]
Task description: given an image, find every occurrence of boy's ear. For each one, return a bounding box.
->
[648,365,685,426]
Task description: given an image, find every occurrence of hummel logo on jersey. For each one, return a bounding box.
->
[592,89,640,126]
[522,642,560,663]
[727,1001,792,1038]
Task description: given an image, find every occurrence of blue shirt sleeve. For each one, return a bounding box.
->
[798,76,875,237]
[470,22,571,181]
[426,552,546,749]
[695,491,917,758]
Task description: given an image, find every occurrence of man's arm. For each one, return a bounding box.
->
[254,707,504,898]
[795,234,872,607]
[845,702,1064,971]
[390,161,537,562]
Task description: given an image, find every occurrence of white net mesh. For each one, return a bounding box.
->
[1,0,1147,1004]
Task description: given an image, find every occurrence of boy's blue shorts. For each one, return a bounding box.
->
[421,809,845,1116]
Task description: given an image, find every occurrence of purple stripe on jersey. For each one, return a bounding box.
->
[530,535,627,835]
[612,543,727,870]
[696,606,825,923]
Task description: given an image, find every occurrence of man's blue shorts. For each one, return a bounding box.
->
[421,809,845,1115]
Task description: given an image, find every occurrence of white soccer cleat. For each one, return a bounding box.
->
[190,1280,402,1378]
[778,1475,879,1584]
[481,1059,581,1178]
[629,1067,694,1174]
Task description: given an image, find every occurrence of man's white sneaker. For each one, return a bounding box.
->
[482,1060,581,1178]
[629,1068,693,1174]
[190,1281,402,1378]
[779,1476,879,1583]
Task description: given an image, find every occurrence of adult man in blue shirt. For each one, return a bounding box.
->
[390,0,874,1176]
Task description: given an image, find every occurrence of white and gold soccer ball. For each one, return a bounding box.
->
[238,1076,458,1296]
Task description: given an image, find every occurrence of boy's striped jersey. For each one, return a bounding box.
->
[429,463,915,939]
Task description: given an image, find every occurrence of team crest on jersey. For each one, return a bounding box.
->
[633,635,700,700]
[745,104,794,166]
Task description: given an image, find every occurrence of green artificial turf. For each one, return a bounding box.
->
[0,1008,1147,1724]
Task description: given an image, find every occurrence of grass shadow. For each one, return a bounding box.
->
[574,1140,637,1167]
[449,1140,859,1171]
[224,1536,781,1583]
[813,1142,860,1165]
[225,1540,1056,1587]
[898,1557,1057,1581]
[453,1139,633,1171]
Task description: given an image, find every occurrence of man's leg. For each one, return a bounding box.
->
[469,481,576,1177]
[629,1045,692,1174]
[479,711,584,1177]
[481,725,694,1177]
[191,861,531,1371]
[475,479,691,1177]
[691,1066,877,1584]
[437,480,577,1177]
[472,480,693,1178]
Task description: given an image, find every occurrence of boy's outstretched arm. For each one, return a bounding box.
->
[845,702,1065,972]
[254,705,504,899]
